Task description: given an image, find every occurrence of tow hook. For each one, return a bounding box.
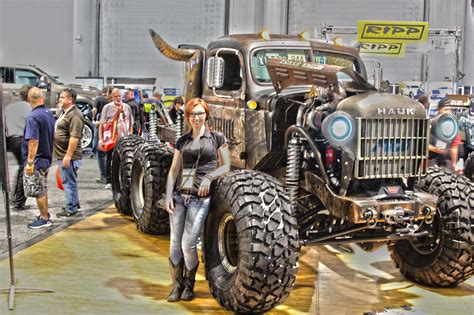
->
[363,208,378,228]
[381,207,405,225]
[422,206,435,224]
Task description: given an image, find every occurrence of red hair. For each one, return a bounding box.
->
[184,98,211,121]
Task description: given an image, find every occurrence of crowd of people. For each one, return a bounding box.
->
[4,85,229,302]
[5,84,191,229]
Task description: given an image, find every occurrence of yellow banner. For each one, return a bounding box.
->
[358,20,429,43]
[359,42,405,57]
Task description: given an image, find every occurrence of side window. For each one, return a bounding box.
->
[0,67,4,83]
[218,53,242,91]
[14,69,39,86]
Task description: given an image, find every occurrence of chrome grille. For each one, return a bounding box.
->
[355,117,429,179]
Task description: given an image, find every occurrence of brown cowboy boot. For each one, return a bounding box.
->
[180,262,199,301]
[167,258,184,302]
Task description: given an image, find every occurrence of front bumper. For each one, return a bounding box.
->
[304,172,437,224]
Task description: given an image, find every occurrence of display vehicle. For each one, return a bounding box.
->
[111,30,473,313]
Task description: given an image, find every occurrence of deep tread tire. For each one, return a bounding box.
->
[465,152,474,181]
[389,166,473,287]
[203,170,300,313]
[111,135,145,215]
[130,142,173,235]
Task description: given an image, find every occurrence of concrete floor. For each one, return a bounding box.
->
[0,206,472,314]
[0,153,113,258]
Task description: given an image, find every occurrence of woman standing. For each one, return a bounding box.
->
[165,98,230,302]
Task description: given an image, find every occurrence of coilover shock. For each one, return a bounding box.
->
[148,107,158,142]
[286,134,302,213]
[175,109,184,142]
[156,100,174,127]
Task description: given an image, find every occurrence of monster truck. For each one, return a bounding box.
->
[120,30,473,313]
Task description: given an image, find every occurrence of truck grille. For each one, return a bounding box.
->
[355,117,429,179]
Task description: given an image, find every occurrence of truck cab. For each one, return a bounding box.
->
[201,34,367,169]
[0,64,99,115]
[152,31,367,170]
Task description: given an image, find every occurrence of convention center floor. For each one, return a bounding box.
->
[0,205,472,314]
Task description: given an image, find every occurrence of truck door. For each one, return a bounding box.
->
[202,50,247,169]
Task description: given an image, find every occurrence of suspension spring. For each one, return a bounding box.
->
[148,108,158,142]
[175,109,184,142]
[286,134,302,213]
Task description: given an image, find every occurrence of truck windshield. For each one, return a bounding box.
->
[251,49,360,84]
[251,49,311,84]
[313,51,360,77]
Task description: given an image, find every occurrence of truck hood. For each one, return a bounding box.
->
[61,83,99,99]
[337,92,427,119]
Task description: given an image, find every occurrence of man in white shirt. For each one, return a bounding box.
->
[99,88,133,189]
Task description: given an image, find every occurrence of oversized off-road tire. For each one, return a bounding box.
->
[389,166,473,287]
[130,142,173,235]
[111,135,145,215]
[465,152,474,181]
[203,170,300,313]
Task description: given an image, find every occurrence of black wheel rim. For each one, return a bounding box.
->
[111,151,121,201]
[136,168,145,219]
[131,162,145,220]
[218,213,239,273]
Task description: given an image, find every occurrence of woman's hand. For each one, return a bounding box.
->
[198,176,211,197]
[165,196,175,215]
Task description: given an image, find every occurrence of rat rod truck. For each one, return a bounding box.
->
[111,30,473,313]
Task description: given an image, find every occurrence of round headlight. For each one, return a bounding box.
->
[322,111,355,147]
[434,114,458,142]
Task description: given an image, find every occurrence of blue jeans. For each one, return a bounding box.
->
[92,125,99,155]
[97,149,107,182]
[169,194,210,270]
[59,160,81,213]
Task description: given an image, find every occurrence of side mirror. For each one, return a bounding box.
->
[206,56,224,89]
[37,76,49,89]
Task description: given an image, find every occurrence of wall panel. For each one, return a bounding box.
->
[99,0,225,90]
[0,0,74,82]
[288,0,466,84]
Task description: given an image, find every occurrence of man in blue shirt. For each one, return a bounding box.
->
[22,87,56,229]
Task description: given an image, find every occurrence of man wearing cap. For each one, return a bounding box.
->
[169,96,184,124]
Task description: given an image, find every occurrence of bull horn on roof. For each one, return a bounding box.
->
[149,29,195,61]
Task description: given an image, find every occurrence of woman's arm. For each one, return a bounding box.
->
[165,149,182,214]
[197,143,231,197]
